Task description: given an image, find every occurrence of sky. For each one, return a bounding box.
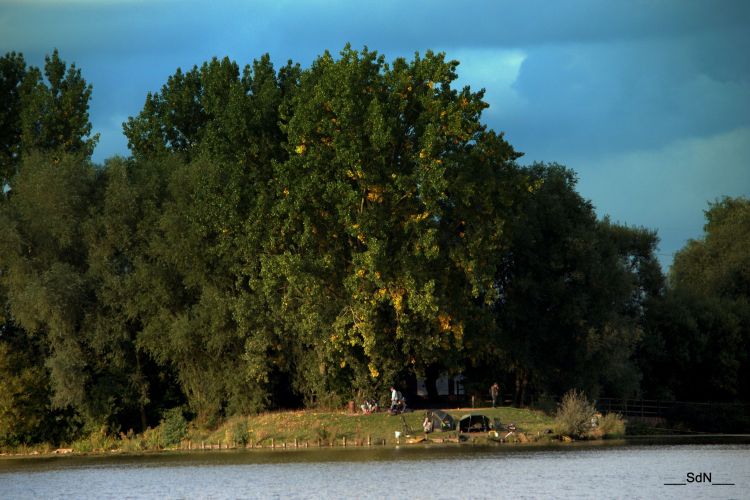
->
[2,0,749,269]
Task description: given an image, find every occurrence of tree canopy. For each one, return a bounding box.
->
[1,46,746,446]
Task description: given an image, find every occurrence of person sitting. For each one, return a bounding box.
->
[360,398,379,414]
[360,399,373,414]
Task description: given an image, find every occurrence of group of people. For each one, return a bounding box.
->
[359,398,379,414]
[359,386,408,415]
[360,381,501,418]
[389,386,407,414]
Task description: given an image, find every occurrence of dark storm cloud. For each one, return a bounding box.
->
[498,34,750,161]
[1,0,748,268]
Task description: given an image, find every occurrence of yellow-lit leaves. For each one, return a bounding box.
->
[390,288,405,313]
[528,178,545,193]
[366,185,384,203]
[438,312,451,332]
[409,211,430,223]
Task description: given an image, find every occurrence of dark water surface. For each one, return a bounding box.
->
[1,439,748,499]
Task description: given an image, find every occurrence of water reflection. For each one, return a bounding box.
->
[1,441,748,499]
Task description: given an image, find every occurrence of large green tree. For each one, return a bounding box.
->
[0,49,101,443]
[261,47,524,404]
[640,197,750,401]
[493,164,661,404]
[1,152,98,425]
[122,54,300,421]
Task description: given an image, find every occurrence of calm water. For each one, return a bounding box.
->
[1,439,749,499]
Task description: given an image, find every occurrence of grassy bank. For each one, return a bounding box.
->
[2,406,561,456]
[190,406,556,449]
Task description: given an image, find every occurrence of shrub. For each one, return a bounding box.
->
[160,407,187,447]
[554,389,596,438]
[71,426,117,453]
[229,418,250,446]
[315,424,330,443]
[141,426,162,449]
[596,413,625,437]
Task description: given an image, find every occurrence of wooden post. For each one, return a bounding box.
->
[271,438,275,449]
[343,436,346,447]
[294,438,298,448]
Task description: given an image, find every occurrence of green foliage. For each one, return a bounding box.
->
[495,164,657,404]
[19,49,98,158]
[554,389,596,438]
[671,197,750,298]
[0,51,26,184]
[160,407,187,447]
[2,151,95,413]
[264,45,523,403]
[0,334,52,446]
[640,197,749,402]
[70,426,117,453]
[4,45,745,448]
[228,417,250,446]
[595,413,625,438]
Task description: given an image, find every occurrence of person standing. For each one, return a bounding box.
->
[390,386,401,412]
[490,382,500,408]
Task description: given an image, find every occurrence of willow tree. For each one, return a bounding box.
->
[0,50,102,440]
[122,54,300,420]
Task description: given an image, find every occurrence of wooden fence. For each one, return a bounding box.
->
[596,398,750,418]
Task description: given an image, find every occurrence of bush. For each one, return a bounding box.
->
[228,418,250,446]
[70,426,117,453]
[554,389,596,438]
[142,426,163,449]
[160,407,187,447]
[593,413,625,438]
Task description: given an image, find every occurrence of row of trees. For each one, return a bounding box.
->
[1,48,748,446]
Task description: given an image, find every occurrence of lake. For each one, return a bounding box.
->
[1,438,748,499]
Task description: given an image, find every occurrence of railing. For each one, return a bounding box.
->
[596,398,750,418]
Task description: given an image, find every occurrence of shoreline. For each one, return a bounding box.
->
[7,433,750,461]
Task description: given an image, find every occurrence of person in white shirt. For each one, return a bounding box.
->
[390,386,402,412]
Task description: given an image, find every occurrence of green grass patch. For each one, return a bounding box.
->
[0,405,560,455]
